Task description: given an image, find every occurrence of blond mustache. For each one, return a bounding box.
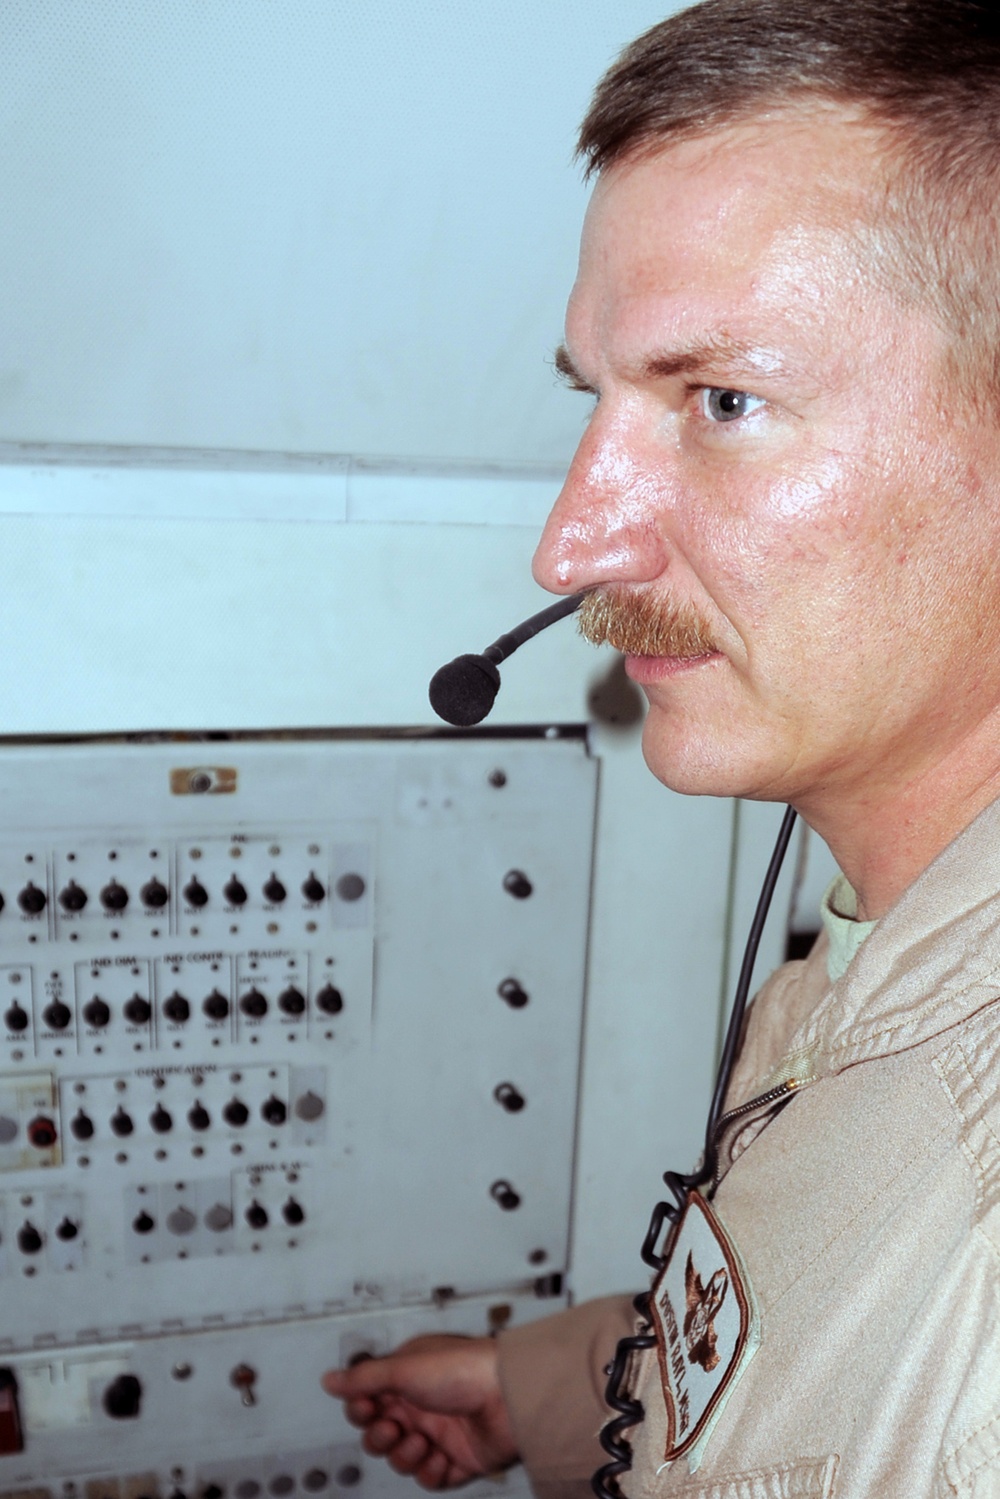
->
[577,587,719,658]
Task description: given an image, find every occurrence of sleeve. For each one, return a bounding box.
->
[496,1294,637,1499]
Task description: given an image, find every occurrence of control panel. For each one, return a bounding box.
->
[0,731,596,1495]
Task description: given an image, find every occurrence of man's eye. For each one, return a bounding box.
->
[700,388,765,423]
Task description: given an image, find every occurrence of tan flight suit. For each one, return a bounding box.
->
[498,796,1000,1498]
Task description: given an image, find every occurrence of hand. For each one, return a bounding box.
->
[322,1334,519,1490]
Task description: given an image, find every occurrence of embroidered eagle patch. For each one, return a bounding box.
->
[649,1192,759,1465]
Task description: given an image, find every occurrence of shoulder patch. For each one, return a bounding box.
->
[649,1191,760,1470]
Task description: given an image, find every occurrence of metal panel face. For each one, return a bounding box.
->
[0,732,595,1486]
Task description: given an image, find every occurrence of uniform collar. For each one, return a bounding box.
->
[783,793,1000,1078]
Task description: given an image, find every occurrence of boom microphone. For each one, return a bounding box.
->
[428,594,584,726]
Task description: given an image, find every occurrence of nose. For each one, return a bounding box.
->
[531,420,671,596]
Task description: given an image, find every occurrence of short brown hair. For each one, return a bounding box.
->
[579,0,1000,400]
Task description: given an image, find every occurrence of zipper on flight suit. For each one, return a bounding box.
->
[710,1077,808,1188]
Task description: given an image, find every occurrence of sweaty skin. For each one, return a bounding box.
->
[323,104,1000,1481]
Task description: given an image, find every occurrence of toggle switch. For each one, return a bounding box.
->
[263,874,287,904]
[163,992,191,1023]
[17,882,47,914]
[493,1082,526,1113]
[4,1003,29,1032]
[224,876,248,906]
[278,986,306,1016]
[58,880,88,912]
[203,989,230,1021]
[141,877,169,909]
[150,1105,173,1134]
[490,1179,522,1211]
[315,984,343,1015]
[111,1107,134,1137]
[498,977,529,1009]
[124,994,152,1025]
[83,997,111,1027]
[100,880,129,912]
[43,1000,72,1030]
[230,1363,258,1407]
[71,1109,95,1140]
[240,988,268,1018]
[302,873,326,903]
[17,1221,43,1253]
[261,1095,287,1126]
[183,878,209,909]
[188,1101,211,1131]
[224,1098,249,1127]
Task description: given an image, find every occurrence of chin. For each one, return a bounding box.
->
[639,716,774,801]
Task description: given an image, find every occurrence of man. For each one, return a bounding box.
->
[324,1,1000,1493]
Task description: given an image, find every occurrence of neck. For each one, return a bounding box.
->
[795,747,1000,923]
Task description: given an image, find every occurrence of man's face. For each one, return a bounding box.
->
[533,112,1000,816]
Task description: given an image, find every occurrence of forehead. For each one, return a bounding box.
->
[570,111,895,361]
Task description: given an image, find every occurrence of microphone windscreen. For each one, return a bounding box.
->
[428,654,502,726]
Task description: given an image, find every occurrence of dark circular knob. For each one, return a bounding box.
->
[71,1110,95,1140]
[502,869,533,900]
[203,989,230,1021]
[133,1211,155,1234]
[278,985,305,1016]
[245,1200,269,1230]
[493,1082,526,1113]
[111,1107,134,1137]
[28,1115,57,1148]
[43,1001,72,1031]
[5,1003,29,1032]
[18,1221,43,1253]
[83,997,111,1028]
[123,994,151,1025]
[261,1095,287,1126]
[490,1179,522,1211]
[150,1105,172,1134]
[282,1197,305,1225]
[335,872,366,902]
[59,880,88,912]
[163,992,190,1024]
[100,880,129,911]
[141,878,169,909]
[56,1216,78,1240]
[240,988,268,1018]
[223,1098,249,1127]
[18,882,47,914]
[316,984,343,1015]
[263,874,286,904]
[0,891,5,914]
[223,877,248,906]
[188,1101,211,1131]
[295,1090,325,1122]
[302,873,326,903]
[183,879,209,909]
[498,978,529,1009]
[104,1373,142,1419]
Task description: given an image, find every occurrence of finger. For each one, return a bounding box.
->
[322,1356,395,1400]
[386,1432,431,1476]
[342,1396,380,1427]
[362,1418,405,1456]
[413,1448,452,1490]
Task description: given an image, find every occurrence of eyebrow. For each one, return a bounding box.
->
[553,336,796,391]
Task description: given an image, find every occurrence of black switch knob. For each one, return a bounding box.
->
[315,984,343,1015]
[302,872,326,903]
[263,874,287,904]
[490,1179,522,1211]
[183,879,209,909]
[100,880,129,911]
[188,1101,211,1131]
[140,878,169,909]
[493,1082,526,1113]
[163,992,190,1024]
[132,1211,155,1234]
[17,1221,43,1253]
[83,997,111,1028]
[104,1373,142,1419]
[43,1001,72,1031]
[498,978,529,1009]
[223,1098,249,1127]
[123,994,151,1025]
[245,1200,269,1230]
[111,1107,134,1137]
[502,869,533,899]
[149,1105,172,1134]
[71,1110,95,1140]
[278,985,306,1016]
[18,882,47,914]
[202,990,230,1021]
[5,1003,29,1032]
[59,880,88,912]
[56,1217,78,1241]
[282,1198,305,1225]
[240,988,268,1018]
[261,1095,287,1126]
[223,876,248,906]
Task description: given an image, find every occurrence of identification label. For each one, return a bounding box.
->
[649,1190,759,1467]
